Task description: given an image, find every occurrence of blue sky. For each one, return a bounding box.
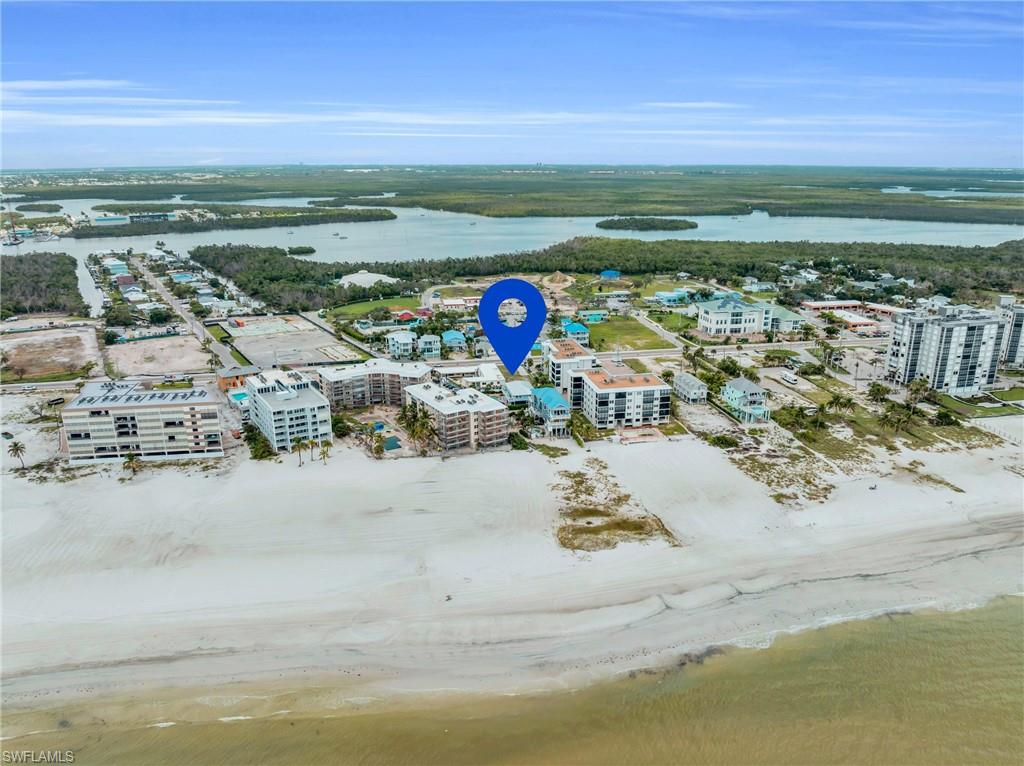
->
[2,1,1022,169]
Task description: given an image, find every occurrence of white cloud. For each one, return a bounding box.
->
[642,101,747,109]
[2,79,139,91]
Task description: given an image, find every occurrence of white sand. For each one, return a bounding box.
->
[1,423,1022,718]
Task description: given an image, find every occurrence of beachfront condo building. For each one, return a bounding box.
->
[542,338,599,407]
[997,296,1024,369]
[402,383,510,451]
[62,381,223,464]
[247,369,331,452]
[315,360,432,409]
[886,306,1004,396]
[577,370,672,429]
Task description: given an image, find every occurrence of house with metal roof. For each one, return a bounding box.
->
[417,334,442,360]
[721,377,770,423]
[441,329,467,351]
[560,319,590,346]
[531,387,571,437]
[502,379,534,406]
[673,371,708,403]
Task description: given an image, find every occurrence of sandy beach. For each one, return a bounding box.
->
[2,397,1021,734]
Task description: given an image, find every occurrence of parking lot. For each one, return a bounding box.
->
[216,315,361,368]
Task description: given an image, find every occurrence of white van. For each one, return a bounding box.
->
[780,372,798,386]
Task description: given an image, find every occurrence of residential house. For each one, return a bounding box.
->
[561,320,590,346]
[417,334,442,360]
[721,378,771,423]
[531,387,571,437]
[387,330,417,359]
[502,379,534,406]
[441,329,467,351]
[216,364,262,392]
[673,371,708,403]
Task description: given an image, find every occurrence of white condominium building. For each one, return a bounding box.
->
[316,360,432,409]
[542,338,599,408]
[696,298,805,336]
[403,383,509,451]
[62,381,223,464]
[578,370,672,429]
[247,369,331,452]
[997,296,1024,369]
[886,306,1004,395]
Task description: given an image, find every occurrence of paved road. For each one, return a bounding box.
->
[132,257,236,369]
[630,310,686,349]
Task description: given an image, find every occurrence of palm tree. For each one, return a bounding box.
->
[800,323,818,342]
[122,452,140,475]
[905,377,930,414]
[878,403,903,431]
[828,393,855,416]
[867,382,891,405]
[291,436,307,466]
[7,440,26,469]
[371,432,385,459]
[319,442,331,465]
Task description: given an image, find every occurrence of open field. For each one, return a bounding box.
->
[0,326,102,382]
[103,333,210,376]
[587,316,669,351]
[218,314,360,367]
[991,387,1024,402]
[934,393,1022,418]
[328,297,421,318]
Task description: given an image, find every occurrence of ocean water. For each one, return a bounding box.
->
[5,597,1022,765]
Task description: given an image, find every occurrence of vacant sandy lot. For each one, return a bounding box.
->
[103,333,210,375]
[1,325,103,379]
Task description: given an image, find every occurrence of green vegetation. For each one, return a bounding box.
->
[991,388,1024,402]
[623,357,650,373]
[650,312,697,333]
[0,252,87,318]
[933,393,1020,418]
[287,246,316,255]
[531,442,570,458]
[329,296,421,317]
[595,217,698,231]
[243,423,275,460]
[10,166,1024,223]
[69,207,395,238]
[206,325,230,342]
[14,203,62,213]
[587,316,668,351]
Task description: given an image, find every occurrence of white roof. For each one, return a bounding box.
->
[405,383,507,414]
[67,381,216,410]
[387,330,416,342]
[318,359,431,382]
[337,270,399,288]
[503,380,533,397]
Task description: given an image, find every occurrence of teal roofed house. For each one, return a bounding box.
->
[441,329,467,350]
[560,319,590,346]
[721,377,771,423]
[578,309,608,324]
[653,288,693,306]
[531,387,571,437]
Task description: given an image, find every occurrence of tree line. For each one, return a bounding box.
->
[188,237,1024,313]
[0,252,88,317]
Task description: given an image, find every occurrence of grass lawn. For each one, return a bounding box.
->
[206,325,230,342]
[991,387,1024,402]
[328,296,421,318]
[230,348,252,365]
[934,393,1020,418]
[438,285,482,298]
[650,312,696,333]
[588,316,669,351]
[623,357,650,373]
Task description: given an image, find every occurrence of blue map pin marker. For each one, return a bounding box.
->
[478,278,548,375]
